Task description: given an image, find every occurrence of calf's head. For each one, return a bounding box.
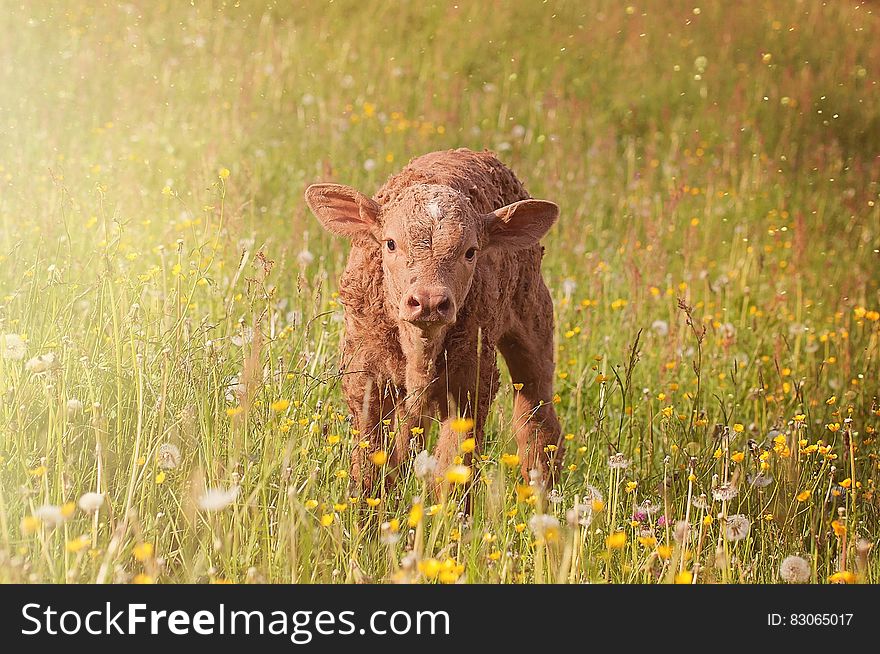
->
[305,182,557,335]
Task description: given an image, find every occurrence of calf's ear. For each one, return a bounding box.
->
[483,199,558,251]
[304,183,380,240]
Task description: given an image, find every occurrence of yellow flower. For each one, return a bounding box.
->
[501,453,520,467]
[365,497,381,508]
[733,423,744,433]
[21,516,41,535]
[731,451,745,463]
[304,499,318,510]
[218,167,230,179]
[674,570,693,584]
[270,399,290,413]
[591,499,605,513]
[133,542,154,562]
[408,502,423,527]
[512,383,524,391]
[605,531,627,549]
[661,406,674,418]
[450,417,474,433]
[796,490,811,502]
[66,535,90,553]
[831,520,846,538]
[638,536,657,548]
[444,465,471,485]
[319,514,334,527]
[418,558,441,580]
[515,484,534,502]
[61,502,76,519]
[840,478,852,489]
[132,573,155,584]
[826,422,841,432]
[226,406,243,418]
[657,545,673,559]
[702,515,713,526]
[828,571,856,584]
[625,481,638,493]
[488,550,502,561]
[514,523,526,533]
[333,503,348,512]
[460,438,476,453]
[28,465,48,477]
[155,471,166,485]
[370,450,388,466]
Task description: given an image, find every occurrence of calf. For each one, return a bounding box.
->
[305,148,562,494]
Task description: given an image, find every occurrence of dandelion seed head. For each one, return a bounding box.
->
[779,555,810,583]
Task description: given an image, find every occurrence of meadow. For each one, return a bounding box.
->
[0,0,878,584]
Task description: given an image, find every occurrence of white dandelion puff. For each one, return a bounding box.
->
[25,352,58,374]
[413,450,437,481]
[156,443,182,470]
[724,514,751,542]
[197,486,240,511]
[712,482,738,501]
[528,514,560,540]
[77,492,105,513]
[66,398,84,417]
[651,320,669,337]
[34,504,66,528]
[297,249,315,266]
[608,453,631,470]
[1,333,26,361]
[779,555,811,583]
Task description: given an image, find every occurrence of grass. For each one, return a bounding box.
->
[0,0,878,584]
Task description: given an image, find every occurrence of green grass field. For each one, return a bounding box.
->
[1,1,878,584]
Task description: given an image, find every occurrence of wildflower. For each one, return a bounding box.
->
[296,249,315,266]
[501,453,520,467]
[66,535,90,553]
[413,451,437,480]
[132,574,155,584]
[828,571,856,584]
[712,482,738,501]
[380,520,401,545]
[66,398,84,417]
[460,438,476,454]
[77,492,104,513]
[444,465,471,485]
[156,443,181,470]
[608,453,631,469]
[724,514,751,542]
[133,543,154,562]
[733,423,744,433]
[528,514,560,543]
[319,514,334,527]
[796,490,811,502]
[33,504,66,528]
[748,473,773,488]
[606,531,627,549]
[408,501,423,527]
[692,494,709,510]
[657,544,673,559]
[418,558,441,580]
[20,516,41,535]
[25,352,57,374]
[218,167,230,179]
[450,417,474,433]
[197,486,240,511]
[371,450,388,466]
[270,399,290,413]
[651,320,669,337]
[438,559,464,584]
[831,520,846,538]
[0,333,26,360]
[674,570,693,584]
[304,499,318,510]
[365,497,381,508]
[779,555,811,583]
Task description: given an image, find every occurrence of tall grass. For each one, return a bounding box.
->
[0,1,878,584]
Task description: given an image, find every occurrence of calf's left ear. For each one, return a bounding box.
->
[483,199,559,251]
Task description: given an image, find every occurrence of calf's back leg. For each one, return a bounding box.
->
[498,289,563,485]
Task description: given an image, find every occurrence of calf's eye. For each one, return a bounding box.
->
[465,247,477,261]
[386,239,396,252]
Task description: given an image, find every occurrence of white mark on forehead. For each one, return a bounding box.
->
[425,199,442,220]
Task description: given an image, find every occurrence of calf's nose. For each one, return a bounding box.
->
[402,287,455,324]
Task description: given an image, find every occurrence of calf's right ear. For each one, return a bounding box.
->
[304,184,381,241]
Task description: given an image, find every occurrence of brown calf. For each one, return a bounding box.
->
[305,148,562,494]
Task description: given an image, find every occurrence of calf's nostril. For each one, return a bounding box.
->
[407,295,422,309]
[437,297,451,315]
